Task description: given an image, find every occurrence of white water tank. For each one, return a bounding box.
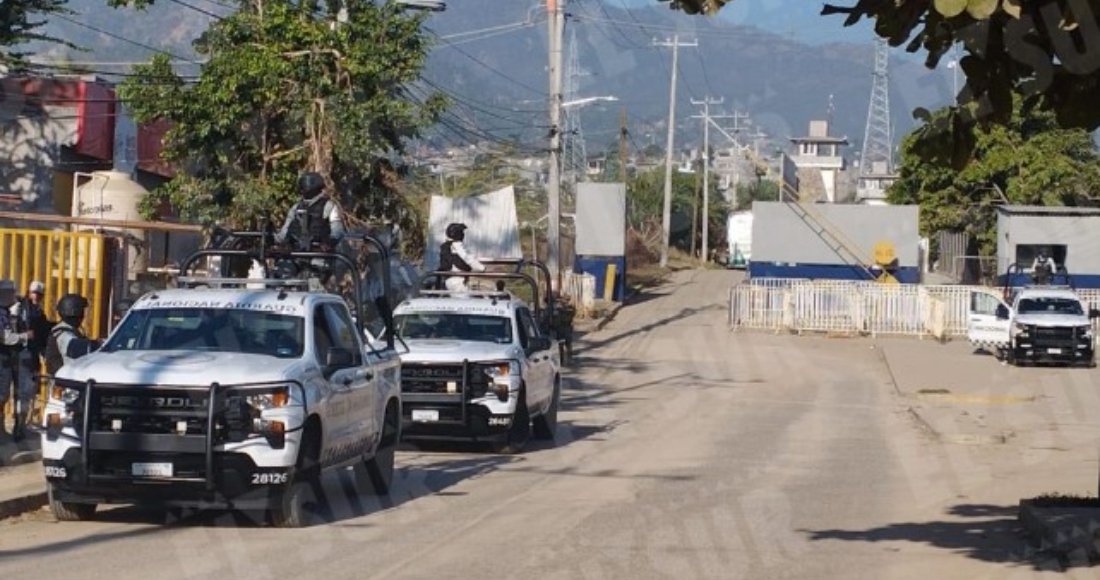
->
[72,170,149,278]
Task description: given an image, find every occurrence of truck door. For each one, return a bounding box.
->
[517,306,552,412]
[967,290,1011,351]
[314,303,375,462]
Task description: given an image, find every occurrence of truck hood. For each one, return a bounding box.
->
[1015,313,1091,328]
[56,350,305,386]
[401,339,523,364]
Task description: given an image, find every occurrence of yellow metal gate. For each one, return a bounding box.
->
[0,228,107,426]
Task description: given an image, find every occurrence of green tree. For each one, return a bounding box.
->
[660,0,1100,170]
[735,178,779,210]
[116,0,446,237]
[888,100,1100,256]
[1,0,73,69]
[627,166,727,256]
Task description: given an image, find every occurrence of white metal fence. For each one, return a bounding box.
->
[727,279,1092,339]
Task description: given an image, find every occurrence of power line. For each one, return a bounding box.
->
[51,12,202,65]
[164,0,226,20]
[425,31,545,97]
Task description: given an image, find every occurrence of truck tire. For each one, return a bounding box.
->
[532,379,560,441]
[493,391,531,454]
[359,401,399,495]
[48,483,96,522]
[270,424,321,528]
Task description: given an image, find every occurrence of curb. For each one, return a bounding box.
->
[0,490,46,521]
[1018,499,1100,564]
[0,460,47,521]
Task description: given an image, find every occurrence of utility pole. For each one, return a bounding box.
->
[654,35,697,268]
[546,0,564,289]
[691,96,722,266]
[618,108,628,183]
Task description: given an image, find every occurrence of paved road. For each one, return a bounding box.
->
[0,270,1086,578]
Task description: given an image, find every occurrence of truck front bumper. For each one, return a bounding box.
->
[43,448,294,510]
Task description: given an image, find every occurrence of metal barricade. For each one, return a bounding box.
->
[0,228,107,425]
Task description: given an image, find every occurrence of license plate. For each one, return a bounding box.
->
[412,409,439,423]
[1048,348,1063,354]
[132,462,173,478]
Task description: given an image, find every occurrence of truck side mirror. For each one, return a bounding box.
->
[326,347,356,369]
[995,304,1010,320]
[1090,308,1100,320]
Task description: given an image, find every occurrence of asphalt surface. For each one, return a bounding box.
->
[0,270,1095,578]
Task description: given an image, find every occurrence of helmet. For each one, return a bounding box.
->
[29,280,44,294]
[445,222,467,241]
[297,172,325,199]
[57,293,89,318]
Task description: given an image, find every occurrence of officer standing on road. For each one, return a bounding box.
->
[45,294,101,377]
[437,222,485,292]
[275,171,346,251]
[0,280,31,440]
[14,280,52,371]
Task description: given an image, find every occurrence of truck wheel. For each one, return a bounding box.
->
[494,392,531,454]
[270,426,321,528]
[359,401,399,495]
[48,483,96,522]
[270,479,321,528]
[532,379,560,441]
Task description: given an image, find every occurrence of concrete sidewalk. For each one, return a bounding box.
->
[0,431,44,520]
[877,336,1100,564]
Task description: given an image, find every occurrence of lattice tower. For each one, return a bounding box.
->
[860,37,893,175]
[562,26,587,184]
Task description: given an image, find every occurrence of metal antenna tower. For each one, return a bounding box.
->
[562,27,587,185]
[860,37,893,175]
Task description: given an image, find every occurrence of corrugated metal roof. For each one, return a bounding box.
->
[423,185,523,270]
[997,205,1100,216]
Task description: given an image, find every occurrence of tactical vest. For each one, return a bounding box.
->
[296,199,331,245]
[438,241,471,272]
[45,324,73,376]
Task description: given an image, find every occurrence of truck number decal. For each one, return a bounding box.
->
[44,466,67,478]
[251,472,289,485]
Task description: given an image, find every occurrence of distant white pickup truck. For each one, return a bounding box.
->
[393,261,563,454]
[968,285,1099,367]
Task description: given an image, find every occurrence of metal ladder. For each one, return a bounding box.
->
[783,200,897,283]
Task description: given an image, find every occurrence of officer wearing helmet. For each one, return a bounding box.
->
[437,222,486,292]
[0,279,31,439]
[275,171,345,251]
[45,294,101,377]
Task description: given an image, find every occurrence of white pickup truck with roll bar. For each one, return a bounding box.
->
[967,265,1099,367]
[38,229,403,527]
[393,258,565,453]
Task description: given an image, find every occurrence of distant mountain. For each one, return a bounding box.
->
[28,0,955,156]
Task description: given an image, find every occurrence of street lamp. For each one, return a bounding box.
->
[395,0,446,10]
[562,96,618,109]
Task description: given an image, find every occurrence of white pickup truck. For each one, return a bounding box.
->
[39,233,402,527]
[393,263,563,453]
[968,285,1099,367]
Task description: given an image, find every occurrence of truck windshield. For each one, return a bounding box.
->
[102,308,306,358]
[1017,297,1085,316]
[395,312,513,344]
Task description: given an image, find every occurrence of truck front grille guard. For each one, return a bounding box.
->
[64,378,307,491]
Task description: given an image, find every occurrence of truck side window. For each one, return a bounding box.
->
[323,303,363,366]
[517,307,539,349]
[313,305,336,363]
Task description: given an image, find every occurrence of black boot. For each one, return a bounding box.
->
[11,413,23,442]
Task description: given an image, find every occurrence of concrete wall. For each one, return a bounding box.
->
[751,201,920,267]
[997,212,1100,274]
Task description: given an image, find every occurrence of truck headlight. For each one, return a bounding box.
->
[1011,323,1028,338]
[1081,326,1093,339]
[49,383,81,405]
[245,387,290,410]
[481,361,519,379]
